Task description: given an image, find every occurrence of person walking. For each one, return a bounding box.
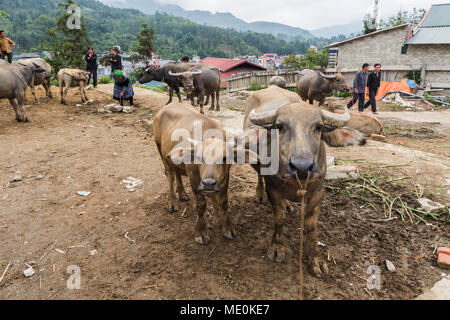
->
[363,63,381,114]
[109,47,122,73]
[112,70,134,106]
[347,63,369,113]
[0,30,15,63]
[85,48,98,88]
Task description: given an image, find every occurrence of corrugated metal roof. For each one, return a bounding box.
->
[421,4,450,27]
[406,26,450,44]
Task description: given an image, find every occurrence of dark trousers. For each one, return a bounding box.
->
[347,92,366,112]
[87,68,98,87]
[1,51,12,63]
[364,90,377,112]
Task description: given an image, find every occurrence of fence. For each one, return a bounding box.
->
[225,68,324,92]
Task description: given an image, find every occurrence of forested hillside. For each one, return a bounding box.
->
[0,0,322,59]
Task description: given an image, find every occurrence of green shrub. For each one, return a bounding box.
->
[247,82,265,91]
[100,76,111,84]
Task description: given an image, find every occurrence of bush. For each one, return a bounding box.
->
[247,82,265,91]
[100,76,111,84]
[405,70,421,85]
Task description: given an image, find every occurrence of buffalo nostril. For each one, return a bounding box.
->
[202,179,217,187]
[289,158,315,176]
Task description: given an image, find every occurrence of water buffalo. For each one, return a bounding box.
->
[154,103,254,244]
[243,85,365,276]
[138,62,192,105]
[57,68,91,105]
[0,62,46,122]
[13,58,53,102]
[297,69,349,106]
[169,65,221,114]
[270,76,286,88]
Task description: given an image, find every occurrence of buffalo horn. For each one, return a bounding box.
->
[319,72,337,80]
[321,107,350,128]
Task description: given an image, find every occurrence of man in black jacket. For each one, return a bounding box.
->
[110,47,122,73]
[363,63,381,114]
[85,48,98,88]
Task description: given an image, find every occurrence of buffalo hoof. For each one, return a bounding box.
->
[167,203,179,213]
[223,228,236,240]
[208,106,215,111]
[215,107,220,111]
[195,234,210,245]
[309,257,328,278]
[178,193,190,202]
[267,244,286,263]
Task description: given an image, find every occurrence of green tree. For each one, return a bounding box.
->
[363,0,379,34]
[381,8,426,28]
[130,23,155,67]
[41,0,90,74]
[0,10,8,20]
[284,49,328,69]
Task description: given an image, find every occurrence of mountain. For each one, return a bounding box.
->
[100,0,315,41]
[0,0,311,59]
[311,20,363,38]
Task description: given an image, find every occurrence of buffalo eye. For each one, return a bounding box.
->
[315,124,323,132]
[274,123,283,131]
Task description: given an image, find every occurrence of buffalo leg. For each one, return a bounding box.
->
[167,87,174,105]
[30,83,38,104]
[9,98,22,122]
[79,83,87,103]
[256,173,264,203]
[214,192,235,240]
[175,87,182,103]
[265,182,287,262]
[46,79,53,98]
[199,94,205,114]
[189,175,209,245]
[304,191,328,277]
[215,89,220,111]
[176,173,190,202]
[16,94,29,122]
[165,168,178,213]
[60,82,65,104]
[62,85,70,105]
[208,94,215,111]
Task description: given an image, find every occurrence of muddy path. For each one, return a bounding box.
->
[0,85,449,300]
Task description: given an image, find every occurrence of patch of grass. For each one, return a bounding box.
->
[136,85,171,96]
[385,104,410,111]
[424,92,439,106]
[247,82,266,91]
[99,76,111,84]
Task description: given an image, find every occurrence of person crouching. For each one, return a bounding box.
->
[113,70,134,106]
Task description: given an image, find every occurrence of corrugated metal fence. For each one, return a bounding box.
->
[225,68,324,92]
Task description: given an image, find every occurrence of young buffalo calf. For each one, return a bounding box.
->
[154,103,253,244]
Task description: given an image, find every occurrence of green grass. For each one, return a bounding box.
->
[247,82,266,91]
[99,76,111,84]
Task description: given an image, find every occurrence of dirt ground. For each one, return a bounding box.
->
[0,85,449,300]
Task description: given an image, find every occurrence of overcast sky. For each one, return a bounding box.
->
[118,0,438,29]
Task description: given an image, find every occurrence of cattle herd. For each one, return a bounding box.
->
[0,59,383,278]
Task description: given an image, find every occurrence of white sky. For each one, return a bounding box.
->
[112,0,438,29]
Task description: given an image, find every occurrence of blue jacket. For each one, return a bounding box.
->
[353,70,368,94]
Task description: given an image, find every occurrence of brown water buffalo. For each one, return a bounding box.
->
[168,64,221,114]
[154,103,254,244]
[57,68,90,105]
[297,69,349,106]
[0,62,46,122]
[243,86,365,276]
[13,58,53,102]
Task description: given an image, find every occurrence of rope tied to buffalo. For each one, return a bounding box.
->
[295,171,310,300]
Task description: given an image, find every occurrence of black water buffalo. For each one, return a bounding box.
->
[138,62,194,105]
[243,85,365,276]
[297,69,349,106]
[0,62,46,122]
[168,65,221,114]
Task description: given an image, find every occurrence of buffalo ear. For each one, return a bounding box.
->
[322,128,366,147]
